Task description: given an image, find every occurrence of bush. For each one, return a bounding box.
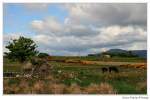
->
[32,80,45,94]
[84,83,117,94]
[64,83,82,94]
[5,36,38,62]
[38,53,49,58]
[136,81,147,93]
[48,83,66,94]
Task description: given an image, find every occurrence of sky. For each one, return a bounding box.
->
[3,3,147,56]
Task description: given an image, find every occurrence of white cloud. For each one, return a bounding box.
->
[31,20,44,32]
[3,33,22,43]
[99,26,147,42]
[4,3,147,56]
[31,17,63,35]
[3,33,33,53]
[31,25,146,55]
[30,17,98,37]
[23,4,49,11]
[63,3,147,28]
[3,33,22,52]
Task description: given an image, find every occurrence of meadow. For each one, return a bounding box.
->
[3,56,147,94]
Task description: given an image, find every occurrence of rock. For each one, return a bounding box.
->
[22,62,34,74]
[22,58,53,78]
[31,59,53,78]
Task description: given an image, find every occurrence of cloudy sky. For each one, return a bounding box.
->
[3,3,147,56]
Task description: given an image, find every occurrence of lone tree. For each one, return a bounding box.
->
[5,36,38,62]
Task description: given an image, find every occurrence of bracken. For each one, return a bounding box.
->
[84,82,117,94]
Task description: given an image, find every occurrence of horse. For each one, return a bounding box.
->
[101,67,108,73]
[101,66,119,73]
[109,66,119,73]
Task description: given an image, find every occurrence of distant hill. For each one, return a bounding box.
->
[106,49,147,58]
[106,49,128,54]
[131,50,147,58]
[88,49,147,58]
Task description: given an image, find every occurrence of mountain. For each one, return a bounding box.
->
[131,50,147,58]
[106,49,147,58]
[106,49,128,54]
[88,49,147,58]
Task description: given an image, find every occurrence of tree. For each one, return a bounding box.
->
[5,36,38,62]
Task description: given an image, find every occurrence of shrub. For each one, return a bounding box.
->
[18,80,32,94]
[32,80,45,94]
[38,53,49,58]
[5,36,38,62]
[136,81,147,93]
[64,83,82,94]
[84,83,117,94]
[48,83,66,94]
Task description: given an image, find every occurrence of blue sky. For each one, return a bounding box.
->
[3,3,147,56]
[4,4,68,35]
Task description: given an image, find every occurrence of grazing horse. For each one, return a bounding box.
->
[109,66,119,73]
[101,67,108,73]
[101,66,119,73]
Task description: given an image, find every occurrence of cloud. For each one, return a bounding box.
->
[31,20,44,32]
[4,3,147,56]
[3,33,33,52]
[23,4,49,11]
[30,16,99,37]
[29,3,147,55]
[31,25,146,55]
[4,25,147,56]
[64,3,147,28]
[31,17,63,35]
[3,33,22,52]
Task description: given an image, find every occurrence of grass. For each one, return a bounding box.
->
[3,57,147,94]
[3,59,22,72]
[51,56,146,62]
[51,60,147,94]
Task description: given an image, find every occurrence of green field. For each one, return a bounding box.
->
[3,56,147,94]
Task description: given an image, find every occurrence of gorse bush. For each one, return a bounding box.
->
[84,83,117,94]
[5,36,38,62]
[38,53,49,58]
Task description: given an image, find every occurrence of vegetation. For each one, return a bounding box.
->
[3,36,147,94]
[5,36,38,62]
[38,53,49,58]
[102,51,138,58]
[3,56,147,94]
